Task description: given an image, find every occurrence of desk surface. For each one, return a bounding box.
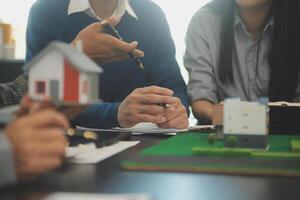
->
[1,135,300,200]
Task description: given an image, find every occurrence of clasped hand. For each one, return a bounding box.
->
[118,86,189,129]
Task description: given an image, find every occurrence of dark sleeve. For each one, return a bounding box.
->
[0,74,28,108]
[146,9,190,114]
[26,2,53,63]
[71,103,120,129]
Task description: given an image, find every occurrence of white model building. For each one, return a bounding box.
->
[223,99,268,149]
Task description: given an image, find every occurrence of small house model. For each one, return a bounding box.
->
[26,42,102,104]
[223,99,268,149]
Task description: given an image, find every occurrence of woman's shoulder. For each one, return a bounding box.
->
[191,4,222,28]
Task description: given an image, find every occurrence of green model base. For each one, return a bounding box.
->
[122,133,300,177]
[192,147,300,159]
[291,140,300,152]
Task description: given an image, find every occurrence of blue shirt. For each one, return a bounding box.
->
[26,0,188,128]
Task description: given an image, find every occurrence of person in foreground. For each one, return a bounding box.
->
[26,0,189,129]
[184,0,300,124]
[0,97,69,187]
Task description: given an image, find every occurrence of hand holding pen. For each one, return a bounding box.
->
[100,20,144,69]
[71,22,144,64]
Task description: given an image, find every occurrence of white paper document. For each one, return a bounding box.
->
[66,141,140,164]
[77,123,215,135]
[43,192,151,200]
[268,101,300,107]
[114,122,187,135]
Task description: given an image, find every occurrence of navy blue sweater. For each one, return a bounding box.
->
[26,0,188,128]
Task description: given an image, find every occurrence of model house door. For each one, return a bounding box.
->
[50,80,59,101]
[63,60,79,102]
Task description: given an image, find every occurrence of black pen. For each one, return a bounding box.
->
[100,20,144,69]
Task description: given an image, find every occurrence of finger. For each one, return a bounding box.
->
[137,114,167,124]
[132,49,144,57]
[94,33,137,54]
[163,103,185,121]
[19,95,32,110]
[136,86,174,96]
[40,96,55,108]
[34,128,67,143]
[137,95,178,105]
[29,141,66,157]
[95,36,143,58]
[24,109,69,129]
[109,38,138,54]
[136,104,165,115]
[17,95,32,117]
[90,22,102,32]
[158,115,189,129]
[29,102,43,115]
[163,107,181,122]
[168,97,182,106]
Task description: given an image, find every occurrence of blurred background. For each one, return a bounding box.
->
[0,0,211,82]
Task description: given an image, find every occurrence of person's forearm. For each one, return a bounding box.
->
[0,133,16,187]
[0,74,28,108]
[71,102,120,129]
[192,100,215,124]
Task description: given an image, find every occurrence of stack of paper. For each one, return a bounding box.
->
[77,122,215,135]
[114,122,187,135]
[66,141,140,164]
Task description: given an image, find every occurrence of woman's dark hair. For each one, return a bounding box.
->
[208,0,300,101]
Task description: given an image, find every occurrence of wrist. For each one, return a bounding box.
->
[117,103,127,128]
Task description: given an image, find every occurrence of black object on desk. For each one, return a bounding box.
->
[269,105,300,135]
[67,129,131,148]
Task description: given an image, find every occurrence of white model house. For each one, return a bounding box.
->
[26,41,102,104]
[223,99,268,149]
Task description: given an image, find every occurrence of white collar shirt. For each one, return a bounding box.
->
[68,0,138,24]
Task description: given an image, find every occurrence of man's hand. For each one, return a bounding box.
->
[5,109,69,181]
[158,97,189,129]
[71,22,144,64]
[16,95,54,117]
[117,86,188,128]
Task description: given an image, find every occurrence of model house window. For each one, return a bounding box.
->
[35,81,46,95]
[83,80,88,95]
